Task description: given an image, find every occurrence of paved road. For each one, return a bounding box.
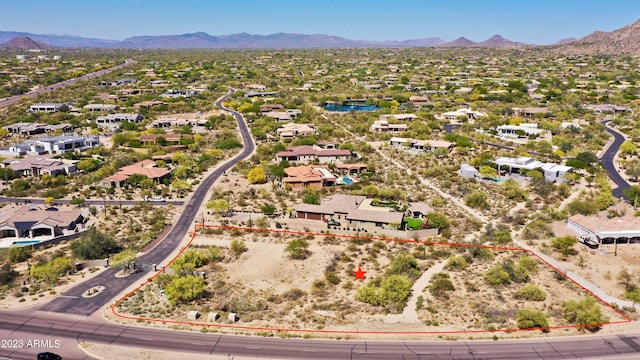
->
[0,58,135,108]
[1,310,639,359]
[38,88,254,315]
[600,120,631,199]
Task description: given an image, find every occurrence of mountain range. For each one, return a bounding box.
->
[1,18,639,54]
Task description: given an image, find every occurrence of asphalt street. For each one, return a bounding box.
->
[1,310,640,359]
[600,120,631,199]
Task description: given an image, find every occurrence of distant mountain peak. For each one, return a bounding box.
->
[570,17,640,55]
[0,36,52,49]
[437,37,477,48]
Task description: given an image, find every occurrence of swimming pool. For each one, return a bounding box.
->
[12,240,41,246]
[337,176,357,185]
[324,103,379,112]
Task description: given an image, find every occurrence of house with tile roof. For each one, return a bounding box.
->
[102,159,171,188]
[1,155,78,178]
[293,194,404,231]
[0,205,86,248]
[282,165,336,191]
[276,123,317,139]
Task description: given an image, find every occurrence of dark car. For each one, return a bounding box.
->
[327,220,341,226]
[37,352,62,360]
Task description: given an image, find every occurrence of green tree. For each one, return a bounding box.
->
[76,159,99,172]
[623,185,640,206]
[0,262,18,285]
[516,308,549,330]
[71,228,121,260]
[625,163,640,182]
[0,167,15,181]
[206,199,230,214]
[302,188,320,205]
[247,166,267,184]
[285,238,310,260]
[620,140,638,156]
[424,211,450,232]
[576,152,598,167]
[7,246,31,263]
[563,297,607,332]
[164,275,207,305]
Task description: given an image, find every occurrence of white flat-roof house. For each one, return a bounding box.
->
[442,108,487,121]
[494,156,572,182]
[35,135,100,154]
[29,103,64,113]
[496,123,545,139]
[389,137,454,153]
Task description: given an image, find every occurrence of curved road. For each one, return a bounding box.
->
[38,88,254,315]
[600,120,631,199]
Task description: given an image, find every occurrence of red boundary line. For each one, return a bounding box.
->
[111,224,632,335]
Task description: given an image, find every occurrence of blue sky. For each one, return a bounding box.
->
[2,0,640,45]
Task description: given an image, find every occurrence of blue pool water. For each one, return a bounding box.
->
[324,103,379,112]
[12,240,41,246]
[342,176,355,184]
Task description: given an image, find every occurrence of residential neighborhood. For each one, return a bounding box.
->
[2,14,640,359]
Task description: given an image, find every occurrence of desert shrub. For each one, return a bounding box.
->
[356,275,411,310]
[282,288,307,301]
[551,236,578,256]
[428,272,455,299]
[465,191,489,209]
[514,284,546,301]
[446,255,468,270]
[285,238,310,260]
[484,265,511,287]
[386,252,420,280]
[516,308,549,330]
[164,276,206,305]
[563,297,607,332]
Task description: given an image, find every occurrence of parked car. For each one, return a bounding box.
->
[327,220,341,226]
[38,353,62,360]
[578,235,599,249]
[143,196,165,202]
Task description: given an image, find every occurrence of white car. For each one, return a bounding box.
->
[143,196,165,202]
